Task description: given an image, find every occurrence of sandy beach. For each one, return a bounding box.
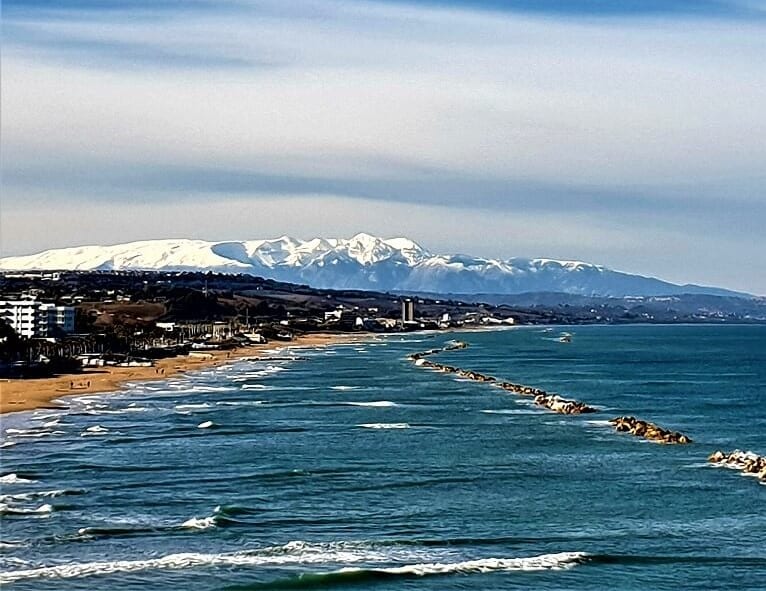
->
[0,333,349,415]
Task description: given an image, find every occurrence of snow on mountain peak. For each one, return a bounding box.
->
[0,234,740,298]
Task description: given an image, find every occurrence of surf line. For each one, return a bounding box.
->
[406,341,693,445]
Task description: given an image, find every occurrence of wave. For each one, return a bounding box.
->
[177,504,254,530]
[357,423,411,430]
[331,386,359,391]
[83,408,147,415]
[180,516,218,530]
[0,503,53,516]
[235,552,589,589]
[0,541,25,549]
[188,385,236,393]
[80,425,109,436]
[0,473,37,484]
[344,401,398,408]
[4,428,63,439]
[0,489,82,503]
[76,525,160,540]
[197,421,216,429]
[0,442,16,448]
[240,384,272,390]
[174,403,213,412]
[0,540,412,584]
[232,367,287,381]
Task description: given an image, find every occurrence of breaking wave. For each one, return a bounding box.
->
[357,423,411,430]
[4,428,64,439]
[0,473,37,484]
[174,403,213,412]
[80,425,109,436]
[0,503,53,516]
[180,516,218,530]
[0,540,588,585]
[249,551,589,588]
[0,489,82,503]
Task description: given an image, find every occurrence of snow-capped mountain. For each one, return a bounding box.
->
[0,233,746,298]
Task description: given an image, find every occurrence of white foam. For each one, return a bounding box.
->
[80,425,109,436]
[32,413,60,421]
[345,401,398,407]
[240,384,271,390]
[84,408,146,415]
[331,386,359,391]
[0,541,400,583]
[5,428,42,436]
[174,403,212,411]
[180,516,217,530]
[197,421,215,429]
[0,474,37,484]
[8,430,64,439]
[191,385,235,393]
[358,423,411,429]
[0,489,71,502]
[338,551,588,576]
[0,503,53,516]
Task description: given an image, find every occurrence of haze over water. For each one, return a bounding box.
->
[1,325,765,590]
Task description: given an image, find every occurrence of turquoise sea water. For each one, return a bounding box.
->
[1,325,764,590]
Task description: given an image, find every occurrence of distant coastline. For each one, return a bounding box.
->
[0,333,350,415]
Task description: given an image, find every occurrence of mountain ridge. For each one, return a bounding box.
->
[0,233,750,299]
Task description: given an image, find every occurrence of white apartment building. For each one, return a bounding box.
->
[0,299,76,338]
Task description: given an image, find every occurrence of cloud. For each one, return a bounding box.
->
[1,0,765,292]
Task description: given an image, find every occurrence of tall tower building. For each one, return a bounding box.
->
[401,299,415,323]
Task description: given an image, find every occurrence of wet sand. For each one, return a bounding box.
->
[0,334,349,415]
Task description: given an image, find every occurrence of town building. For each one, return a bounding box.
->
[0,298,76,338]
[401,299,415,323]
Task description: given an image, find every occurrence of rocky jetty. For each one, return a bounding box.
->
[534,394,597,415]
[496,382,546,397]
[609,416,692,444]
[708,450,766,483]
[407,341,595,415]
[407,341,698,447]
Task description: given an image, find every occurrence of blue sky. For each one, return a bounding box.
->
[2,0,765,293]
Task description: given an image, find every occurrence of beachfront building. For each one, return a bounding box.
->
[0,299,39,338]
[0,298,76,338]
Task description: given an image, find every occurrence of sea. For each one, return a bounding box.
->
[1,325,764,590]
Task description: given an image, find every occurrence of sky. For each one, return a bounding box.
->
[1,0,765,294]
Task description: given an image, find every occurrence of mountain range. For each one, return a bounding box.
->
[0,233,749,299]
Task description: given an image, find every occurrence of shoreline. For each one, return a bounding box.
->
[0,333,354,415]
